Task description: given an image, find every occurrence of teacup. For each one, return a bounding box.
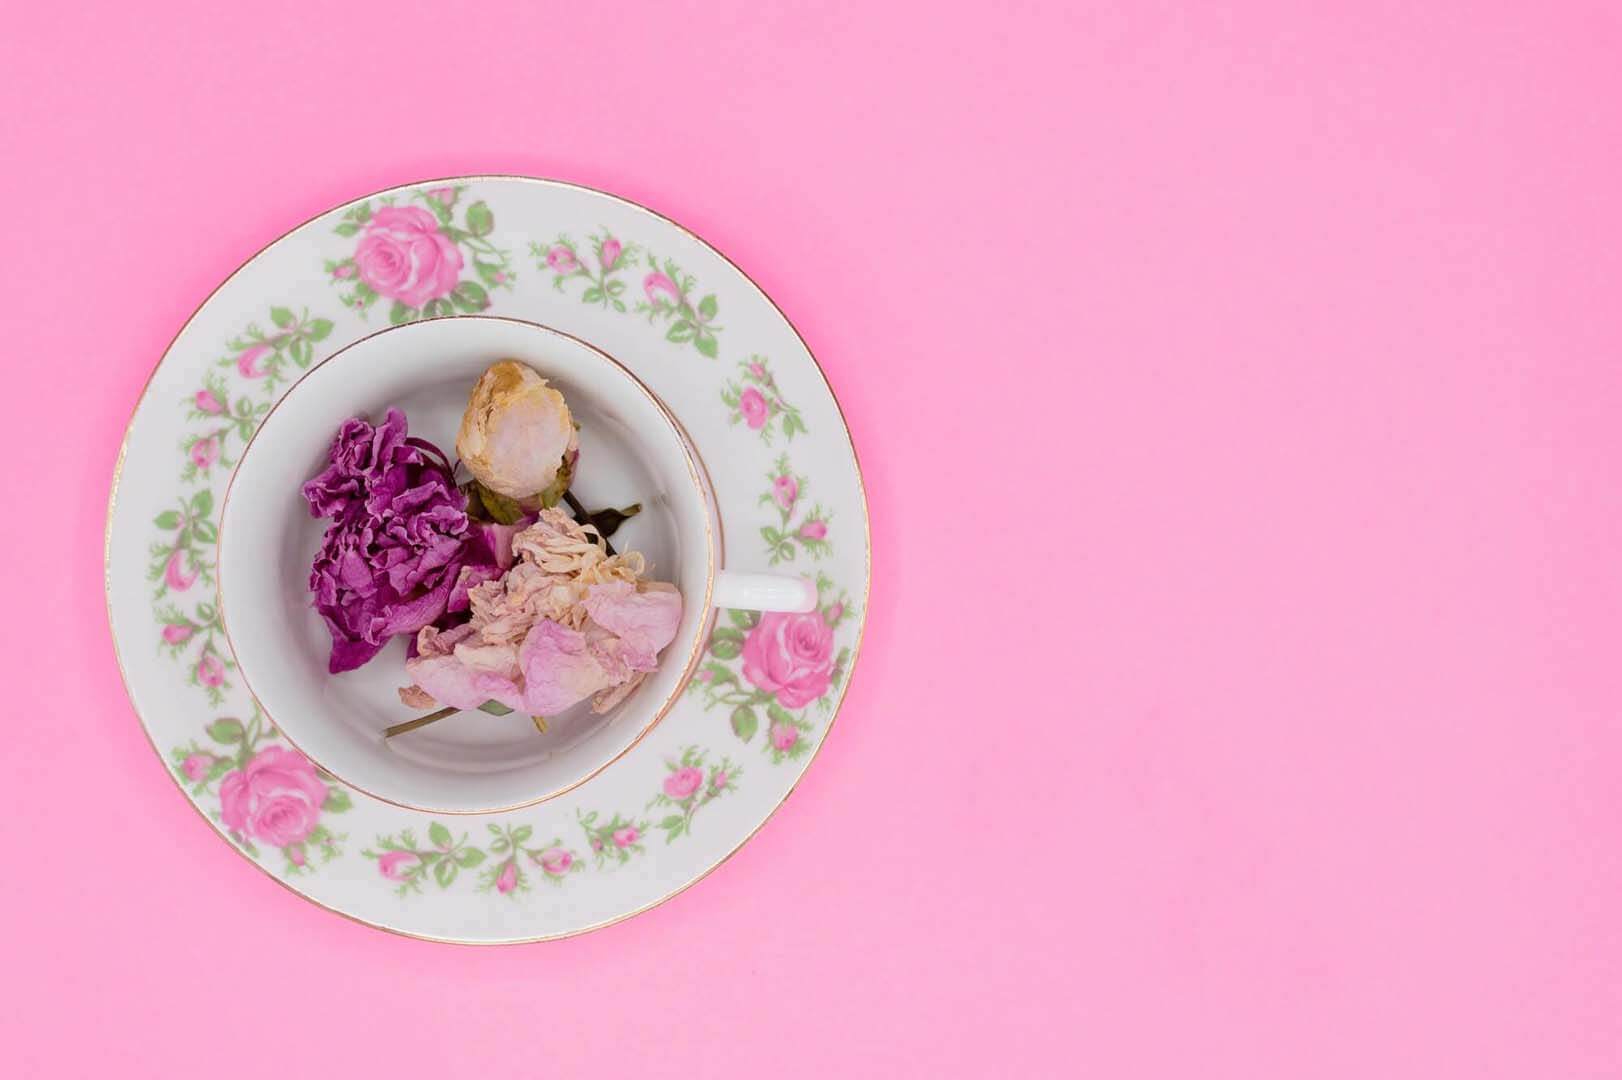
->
[219,316,814,814]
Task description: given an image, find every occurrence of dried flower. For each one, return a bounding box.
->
[456,361,579,505]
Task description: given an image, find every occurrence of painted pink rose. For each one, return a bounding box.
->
[182,753,214,782]
[426,186,456,205]
[773,475,798,509]
[826,602,844,624]
[236,343,270,378]
[546,246,578,274]
[538,848,574,876]
[496,860,518,894]
[748,361,766,379]
[769,722,799,751]
[799,519,827,541]
[643,271,680,305]
[219,746,328,848]
[742,611,835,709]
[287,844,307,868]
[194,389,225,414]
[333,262,355,279]
[697,668,714,683]
[663,766,704,801]
[378,851,419,880]
[739,387,769,429]
[189,437,219,470]
[197,654,225,687]
[591,838,604,852]
[492,271,506,284]
[711,770,727,790]
[600,237,622,270]
[162,623,194,645]
[165,550,197,591]
[354,206,464,308]
[612,826,639,848]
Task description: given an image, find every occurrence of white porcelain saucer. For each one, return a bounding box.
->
[104,177,869,943]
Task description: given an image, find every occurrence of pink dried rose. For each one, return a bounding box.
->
[663,766,704,800]
[600,237,622,270]
[738,387,769,429]
[546,246,578,274]
[799,519,827,541]
[773,475,798,509]
[181,753,214,782]
[456,361,578,502]
[769,722,799,751]
[612,826,639,848]
[236,343,270,378]
[194,389,225,414]
[189,437,219,470]
[197,654,225,687]
[353,206,463,308]
[162,623,194,645]
[378,851,418,881]
[742,610,835,709]
[496,860,518,894]
[537,848,574,876]
[219,746,328,848]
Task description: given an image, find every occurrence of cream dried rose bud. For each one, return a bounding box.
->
[457,361,579,502]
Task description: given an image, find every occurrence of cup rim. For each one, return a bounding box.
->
[217,313,723,815]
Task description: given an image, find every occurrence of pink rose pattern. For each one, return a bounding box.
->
[328,188,513,323]
[759,453,833,565]
[170,706,350,872]
[150,195,859,897]
[722,355,807,444]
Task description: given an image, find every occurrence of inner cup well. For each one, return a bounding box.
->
[279,368,681,775]
[221,317,715,814]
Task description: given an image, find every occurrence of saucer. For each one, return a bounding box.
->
[104,177,869,943]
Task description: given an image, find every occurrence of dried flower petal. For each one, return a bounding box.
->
[456,361,579,501]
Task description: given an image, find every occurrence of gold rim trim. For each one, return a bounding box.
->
[216,314,721,816]
[103,173,871,945]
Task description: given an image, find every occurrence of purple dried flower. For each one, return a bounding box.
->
[302,409,471,673]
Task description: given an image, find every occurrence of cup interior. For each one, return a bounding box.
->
[219,316,715,813]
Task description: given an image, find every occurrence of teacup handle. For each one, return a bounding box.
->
[714,571,818,613]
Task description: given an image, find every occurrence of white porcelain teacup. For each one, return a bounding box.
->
[219,316,815,814]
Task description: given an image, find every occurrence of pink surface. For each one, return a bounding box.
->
[3,2,1620,1076]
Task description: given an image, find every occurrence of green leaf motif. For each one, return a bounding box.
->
[433,859,457,888]
[711,638,742,660]
[207,718,243,744]
[429,822,453,850]
[694,333,718,359]
[270,307,294,329]
[582,287,603,304]
[767,702,796,728]
[389,301,414,325]
[306,318,333,342]
[659,815,684,829]
[154,511,180,529]
[453,281,489,312]
[698,294,718,320]
[456,848,485,868]
[666,320,695,343]
[731,705,758,742]
[334,222,359,238]
[465,201,494,237]
[192,521,218,543]
[325,787,353,813]
[728,609,759,630]
[512,825,533,844]
[191,490,214,517]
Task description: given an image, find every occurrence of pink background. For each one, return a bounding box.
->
[3,2,1620,1076]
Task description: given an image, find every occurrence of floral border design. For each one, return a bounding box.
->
[327,186,514,324]
[721,356,806,443]
[150,306,334,704]
[689,576,854,763]
[362,750,736,900]
[169,706,351,874]
[758,454,831,565]
[535,228,721,357]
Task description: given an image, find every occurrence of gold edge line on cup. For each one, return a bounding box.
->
[104,174,871,945]
[216,315,716,817]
